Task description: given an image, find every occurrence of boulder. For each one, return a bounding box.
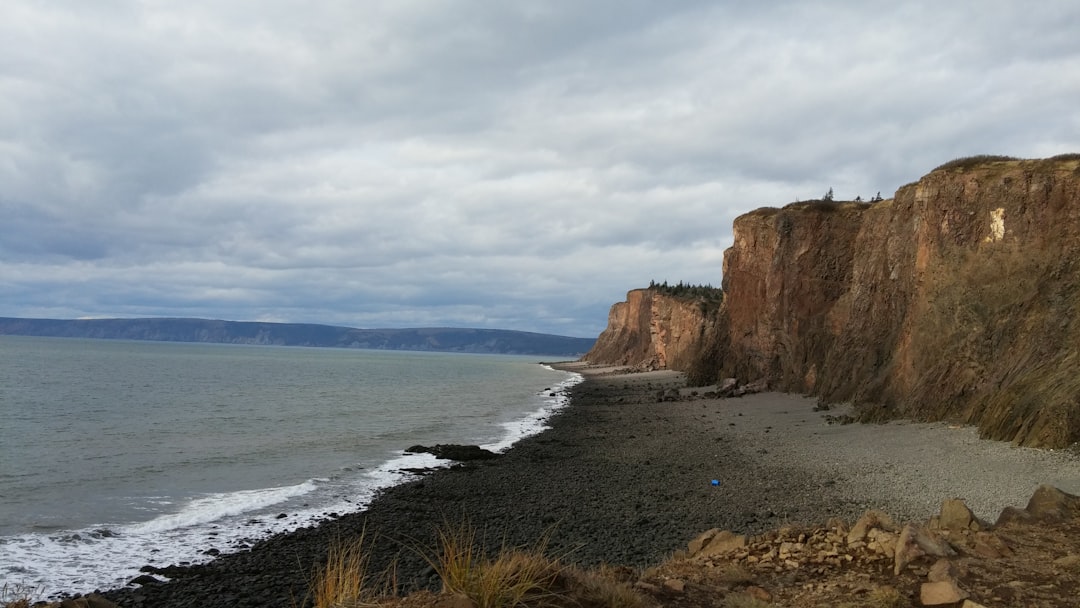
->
[928,558,960,583]
[847,509,897,545]
[995,485,1080,526]
[1024,484,1080,521]
[894,524,955,575]
[994,505,1033,527]
[59,595,120,608]
[920,580,968,605]
[404,444,499,461]
[128,574,165,586]
[688,529,746,557]
[938,498,980,531]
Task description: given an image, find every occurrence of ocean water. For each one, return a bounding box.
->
[0,336,581,596]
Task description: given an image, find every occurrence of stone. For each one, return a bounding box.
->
[688,528,721,555]
[746,586,772,602]
[847,509,897,545]
[939,498,978,531]
[699,530,747,556]
[128,574,165,586]
[662,579,685,594]
[1054,554,1080,568]
[404,444,499,461]
[961,601,989,608]
[1024,484,1080,521]
[970,531,1013,558]
[894,523,955,575]
[59,595,120,608]
[718,378,738,396]
[928,558,959,583]
[920,580,969,605]
[634,582,661,594]
[995,505,1032,527]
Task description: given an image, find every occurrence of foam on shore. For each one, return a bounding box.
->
[0,370,582,597]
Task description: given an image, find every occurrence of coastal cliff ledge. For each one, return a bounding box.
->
[585,155,1080,448]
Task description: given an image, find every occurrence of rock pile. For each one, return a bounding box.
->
[649,484,1080,607]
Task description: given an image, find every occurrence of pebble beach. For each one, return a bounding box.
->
[95,363,1080,607]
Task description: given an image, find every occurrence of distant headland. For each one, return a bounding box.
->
[0,317,596,357]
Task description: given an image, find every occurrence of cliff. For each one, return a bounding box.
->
[583,289,720,370]
[589,155,1080,448]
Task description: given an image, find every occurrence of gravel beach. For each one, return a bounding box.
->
[96,363,1080,607]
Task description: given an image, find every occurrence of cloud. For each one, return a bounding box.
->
[1,1,1078,337]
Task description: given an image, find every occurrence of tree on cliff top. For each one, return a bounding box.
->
[647,280,723,301]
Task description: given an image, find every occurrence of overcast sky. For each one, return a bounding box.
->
[2,1,1077,338]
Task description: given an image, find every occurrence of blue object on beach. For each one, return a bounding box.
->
[711,479,720,486]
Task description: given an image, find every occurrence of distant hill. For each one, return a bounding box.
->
[0,317,595,357]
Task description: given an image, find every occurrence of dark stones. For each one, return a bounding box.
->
[404,444,499,461]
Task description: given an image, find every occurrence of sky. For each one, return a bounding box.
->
[2,1,1078,338]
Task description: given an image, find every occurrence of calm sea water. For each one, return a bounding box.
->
[0,336,580,595]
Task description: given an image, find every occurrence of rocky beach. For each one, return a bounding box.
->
[88,363,1080,608]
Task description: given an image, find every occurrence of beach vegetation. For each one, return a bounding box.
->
[836,584,909,607]
[423,521,561,608]
[307,530,395,608]
[413,520,649,608]
[0,583,40,608]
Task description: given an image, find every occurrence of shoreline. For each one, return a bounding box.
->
[95,364,1080,607]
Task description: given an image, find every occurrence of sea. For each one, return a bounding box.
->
[0,335,582,596]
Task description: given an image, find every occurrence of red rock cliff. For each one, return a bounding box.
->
[716,156,1080,447]
[591,156,1080,448]
[584,289,719,371]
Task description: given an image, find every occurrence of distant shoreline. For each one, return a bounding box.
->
[0,317,595,356]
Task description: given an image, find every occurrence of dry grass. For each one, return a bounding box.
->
[416,522,650,608]
[308,531,394,608]
[836,585,909,608]
[932,154,1020,172]
[555,565,649,608]
[714,563,755,586]
[425,522,561,608]
[0,583,40,608]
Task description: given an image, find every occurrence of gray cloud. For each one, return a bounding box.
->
[2,1,1078,337]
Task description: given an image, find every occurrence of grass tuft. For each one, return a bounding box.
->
[555,565,650,608]
[0,583,41,608]
[426,522,561,608]
[308,531,390,608]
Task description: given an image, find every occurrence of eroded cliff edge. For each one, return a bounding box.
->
[585,156,1080,448]
[584,287,721,371]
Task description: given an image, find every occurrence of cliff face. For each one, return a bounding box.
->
[721,156,1080,447]
[584,289,718,371]
[589,156,1080,448]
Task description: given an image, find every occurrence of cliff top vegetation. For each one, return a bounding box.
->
[646,281,724,302]
[931,153,1080,173]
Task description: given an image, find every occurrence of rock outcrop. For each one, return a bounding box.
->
[647,486,1080,608]
[583,288,720,371]
[587,155,1080,448]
